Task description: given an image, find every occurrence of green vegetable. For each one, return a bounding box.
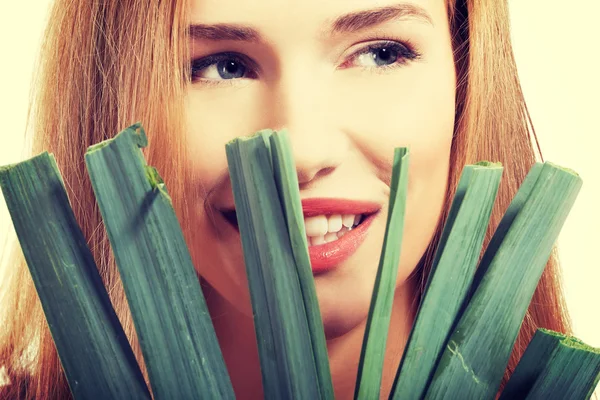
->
[354,148,410,400]
[226,131,323,399]
[2,124,597,400]
[424,162,583,400]
[85,123,234,399]
[500,328,600,400]
[269,130,335,399]
[0,152,151,400]
[390,162,503,399]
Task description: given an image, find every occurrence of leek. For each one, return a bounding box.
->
[0,153,150,399]
[500,329,600,400]
[390,162,503,399]
[354,148,410,399]
[85,123,234,399]
[226,132,322,399]
[424,162,583,400]
[2,123,597,400]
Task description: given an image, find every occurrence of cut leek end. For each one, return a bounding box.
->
[273,128,289,136]
[545,161,580,177]
[394,147,409,160]
[226,129,276,146]
[538,328,600,354]
[563,338,600,354]
[86,122,147,154]
[0,151,53,174]
[473,161,503,168]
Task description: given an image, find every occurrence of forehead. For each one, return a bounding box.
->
[189,0,447,33]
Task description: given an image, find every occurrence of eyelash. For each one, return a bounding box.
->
[189,39,421,85]
[339,40,421,71]
[189,52,259,84]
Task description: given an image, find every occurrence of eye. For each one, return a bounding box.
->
[340,40,420,70]
[190,52,257,83]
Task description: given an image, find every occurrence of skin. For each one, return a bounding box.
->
[184,0,456,397]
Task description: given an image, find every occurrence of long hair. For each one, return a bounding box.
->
[0,0,572,399]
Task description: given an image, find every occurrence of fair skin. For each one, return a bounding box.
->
[184,0,456,398]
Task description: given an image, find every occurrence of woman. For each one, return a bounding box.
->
[0,0,572,399]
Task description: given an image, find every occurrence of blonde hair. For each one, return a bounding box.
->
[0,0,572,398]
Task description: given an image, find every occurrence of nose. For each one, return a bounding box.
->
[268,69,348,187]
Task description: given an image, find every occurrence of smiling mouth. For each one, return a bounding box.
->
[221,209,370,245]
[219,198,381,273]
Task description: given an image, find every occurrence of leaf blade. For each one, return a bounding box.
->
[270,130,334,399]
[85,123,234,400]
[226,132,321,399]
[354,148,410,400]
[0,152,151,400]
[424,162,583,400]
[390,162,503,399]
[500,329,600,400]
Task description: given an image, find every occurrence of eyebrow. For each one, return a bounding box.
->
[188,24,261,42]
[330,4,434,34]
[188,3,433,42]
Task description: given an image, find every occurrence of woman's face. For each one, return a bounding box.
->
[185,0,456,338]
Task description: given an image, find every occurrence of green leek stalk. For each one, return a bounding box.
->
[3,123,598,400]
[85,123,234,399]
[424,162,583,399]
[500,329,600,400]
[0,153,151,400]
[226,131,325,399]
[390,162,503,400]
[269,130,335,399]
[354,148,410,399]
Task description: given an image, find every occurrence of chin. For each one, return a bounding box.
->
[321,311,369,340]
[314,275,375,340]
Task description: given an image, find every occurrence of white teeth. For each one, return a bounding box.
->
[311,235,326,246]
[342,214,355,228]
[327,214,343,233]
[324,232,338,243]
[337,227,349,238]
[304,215,328,236]
[304,213,365,246]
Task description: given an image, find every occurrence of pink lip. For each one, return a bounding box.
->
[219,198,381,275]
[302,198,380,274]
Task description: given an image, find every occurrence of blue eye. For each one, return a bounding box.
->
[214,59,246,79]
[190,52,256,82]
[365,46,399,66]
[344,40,419,69]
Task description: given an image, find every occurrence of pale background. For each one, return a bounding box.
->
[0,0,599,385]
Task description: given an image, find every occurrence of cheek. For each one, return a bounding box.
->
[185,85,268,182]
[183,88,268,313]
[333,59,456,154]
[333,58,456,278]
